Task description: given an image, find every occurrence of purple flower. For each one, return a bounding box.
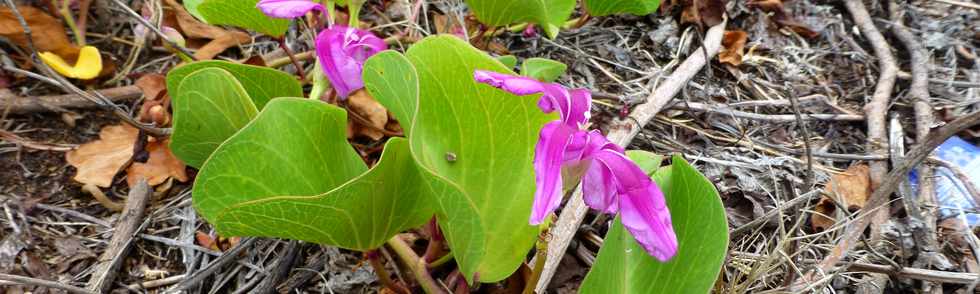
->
[475,70,678,261]
[315,26,387,99]
[256,0,324,19]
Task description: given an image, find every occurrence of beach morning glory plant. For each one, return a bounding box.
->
[475,70,678,261]
[171,1,728,291]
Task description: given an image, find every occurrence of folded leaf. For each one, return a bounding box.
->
[365,36,555,282]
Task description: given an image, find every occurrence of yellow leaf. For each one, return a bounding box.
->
[39,45,102,80]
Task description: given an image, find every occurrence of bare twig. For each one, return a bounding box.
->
[168,237,257,292]
[928,157,980,207]
[787,89,814,188]
[106,0,198,60]
[86,179,152,293]
[534,19,728,292]
[844,0,898,241]
[794,111,980,289]
[0,273,96,294]
[671,102,865,122]
[888,3,943,292]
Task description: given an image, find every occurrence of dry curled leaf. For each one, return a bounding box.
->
[678,0,726,27]
[0,6,79,59]
[718,30,747,66]
[66,124,139,187]
[811,164,871,232]
[347,89,389,140]
[135,74,172,125]
[746,0,818,38]
[165,0,251,60]
[126,139,188,187]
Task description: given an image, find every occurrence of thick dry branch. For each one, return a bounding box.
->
[794,111,980,289]
[0,85,142,114]
[86,179,152,292]
[533,20,728,292]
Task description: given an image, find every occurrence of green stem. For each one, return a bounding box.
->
[348,5,360,27]
[60,0,84,46]
[427,252,454,269]
[322,0,335,27]
[522,222,553,294]
[367,250,411,294]
[387,236,446,294]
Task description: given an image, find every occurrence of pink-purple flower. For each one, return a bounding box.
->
[315,26,387,99]
[256,0,324,19]
[475,70,678,261]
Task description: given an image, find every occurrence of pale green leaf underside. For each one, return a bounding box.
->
[584,0,662,16]
[466,0,576,38]
[364,36,555,282]
[580,153,728,294]
[183,0,206,21]
[521,57,567,82]
[194,98,439,250]
[496,55,518,70]
[169,68,258,168]
[198,0,290,36]
[167,60,302,110]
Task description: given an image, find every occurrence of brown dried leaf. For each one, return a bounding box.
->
[126,139,188,187]
[680,0,726,27]
[719,30,747,66]
[135,74,167,101]
[347,89,389,140]
[66,124,138,187]
[0,6,79,59]
[811,164,871,232]
[165,0,251,60]
[747,0,818,38]
[135,74,172,125]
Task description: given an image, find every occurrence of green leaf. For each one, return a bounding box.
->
[584,0,662,16]
[183,0,206,21]
[496,55,518,69]
[521,57,567,82]
[364,36,555,282]
[580,153,728,294]
[167,60,302,110]
[195,98,438,250]
[465,0,577,38]
[169,68,258,168]
[198,0,290,36]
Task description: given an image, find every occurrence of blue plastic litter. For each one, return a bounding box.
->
[911,136,980,226]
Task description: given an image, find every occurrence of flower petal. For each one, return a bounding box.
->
[474,70,545,96]
[473,70,590,127]
[315,26,387,99]
[530,121,578,225]
[257,0,324,19]
[593,150,677,261]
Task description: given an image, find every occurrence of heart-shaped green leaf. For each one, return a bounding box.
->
[169,68,258,168]
[168,61,302,167]
[580,153,728,294]
[521,57,567,82]
[194,98,439,250]
[198,0,290,36]
[364,36,555,282]
[465,0,576,38]
[167,60,302,110]
[584,0,662,16]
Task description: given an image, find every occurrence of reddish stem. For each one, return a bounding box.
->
[277,37,307,81]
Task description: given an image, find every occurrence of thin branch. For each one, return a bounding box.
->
[0,273,96,294]
[794,111,980,289]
